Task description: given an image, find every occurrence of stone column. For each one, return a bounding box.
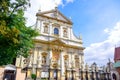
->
[60,25,63,38]
[49,22,52,35]
[61,51,65,80]
[37,49,42,68]
[40,20,44,33]
[32,47,39,74]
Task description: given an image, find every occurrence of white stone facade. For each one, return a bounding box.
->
[16,8,85,80]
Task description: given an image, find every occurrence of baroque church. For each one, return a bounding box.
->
[15,7,85,80]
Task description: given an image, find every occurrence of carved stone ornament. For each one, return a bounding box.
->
[42,52,47,57]
[64,55,68,60]
[52,63,58,68]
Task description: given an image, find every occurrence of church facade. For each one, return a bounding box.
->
[15,7,85,80]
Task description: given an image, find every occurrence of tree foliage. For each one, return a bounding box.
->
[0,0,38,65]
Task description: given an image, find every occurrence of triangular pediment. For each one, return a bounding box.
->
[36,8,72,24]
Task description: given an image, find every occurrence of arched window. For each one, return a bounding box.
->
[54,28,59,35]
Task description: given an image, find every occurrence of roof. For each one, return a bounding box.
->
[5,64,16,71]
[113,61,120,68]
[114,47,120,61]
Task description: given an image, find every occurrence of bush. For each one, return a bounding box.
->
[31,74,36,79]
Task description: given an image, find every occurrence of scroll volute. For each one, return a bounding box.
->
[42,52,47,57]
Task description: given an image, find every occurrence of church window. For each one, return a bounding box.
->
[44,25,48,33]
[54,28,59,35]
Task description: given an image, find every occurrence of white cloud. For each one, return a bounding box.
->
[84,21,120,66]
[104,28,109,33]
[24,0,74,26]
[108,22,120,44]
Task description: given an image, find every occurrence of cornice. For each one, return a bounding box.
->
[33,39,85,50]
[39,34,83,44]
[36,14,73,25]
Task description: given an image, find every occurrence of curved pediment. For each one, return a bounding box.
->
[50,39,65,46]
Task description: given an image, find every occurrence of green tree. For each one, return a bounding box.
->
[0,0,38,65]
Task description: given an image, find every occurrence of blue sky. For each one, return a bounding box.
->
[25,0,120,66]
[58,0,120,46]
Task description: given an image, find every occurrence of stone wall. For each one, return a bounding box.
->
[16,68,26,80]
[0,67,4,80]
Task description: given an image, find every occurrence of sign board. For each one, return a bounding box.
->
[41,72,48,78]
